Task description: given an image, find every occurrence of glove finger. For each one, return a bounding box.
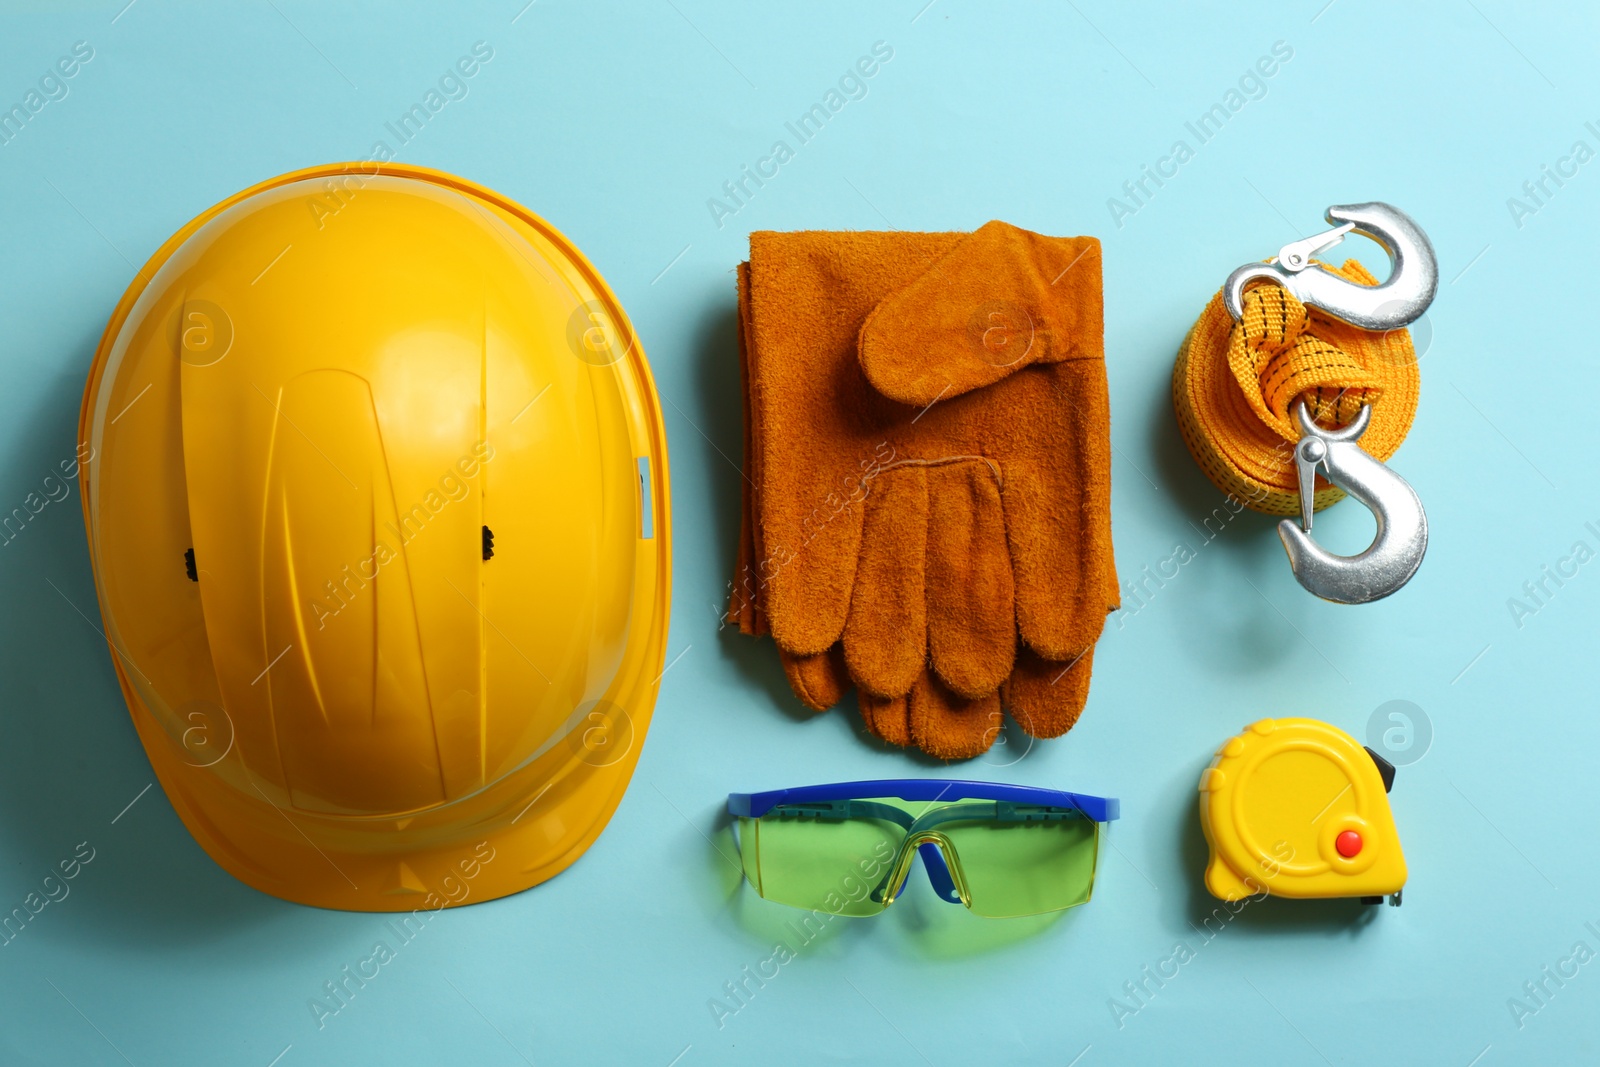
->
[761,494,867,656]
[842,467,928,698]
[780,645,851,712]
[925,460,1015,699]
[909,667,1001,760]
[859,688,911,748]
[759,457,874,659]
[1002,644,1096,739]
[1002,361,1115,659]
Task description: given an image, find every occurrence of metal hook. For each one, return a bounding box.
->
[1278,402,1428,604]
[1224,203,1438,331]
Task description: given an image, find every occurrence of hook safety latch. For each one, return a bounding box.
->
[1224,202,1438,332]
[1278,402,1428,604]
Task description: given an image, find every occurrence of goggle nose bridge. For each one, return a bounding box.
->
[875,830,971,909]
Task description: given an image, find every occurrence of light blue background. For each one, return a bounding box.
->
[1,1,1596,1064]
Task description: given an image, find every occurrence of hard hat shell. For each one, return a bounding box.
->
[79,163,671,911]
[1199,717,1406,901]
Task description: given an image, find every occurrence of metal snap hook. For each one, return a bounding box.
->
[1277,402,1428,604]
[1224,203,1438,332]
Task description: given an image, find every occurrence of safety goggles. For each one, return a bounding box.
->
[728,780,1118,919]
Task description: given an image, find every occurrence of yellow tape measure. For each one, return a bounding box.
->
[1200,718,1407,905]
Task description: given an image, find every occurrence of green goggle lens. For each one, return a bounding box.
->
[736,812,900,916]
[939,815,1098,918]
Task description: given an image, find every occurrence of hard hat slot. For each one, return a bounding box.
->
[637,456,654,540]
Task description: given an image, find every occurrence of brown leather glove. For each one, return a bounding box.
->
[730,222,1118,758]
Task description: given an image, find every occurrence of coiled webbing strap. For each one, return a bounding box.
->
[1172,258,1420,515]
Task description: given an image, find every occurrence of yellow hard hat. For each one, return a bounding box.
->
[79,163,671,911]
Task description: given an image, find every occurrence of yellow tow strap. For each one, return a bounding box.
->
[1172,258,1420,515]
